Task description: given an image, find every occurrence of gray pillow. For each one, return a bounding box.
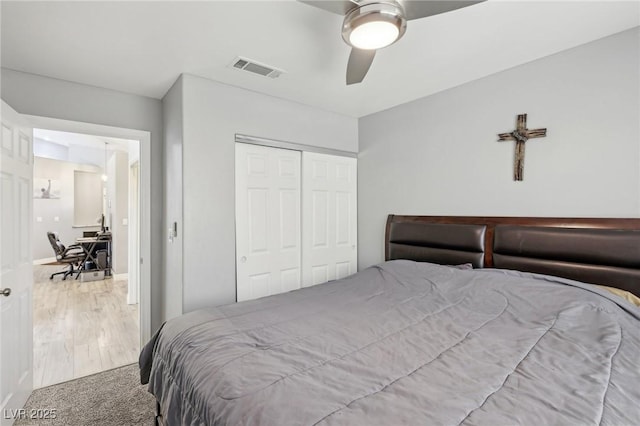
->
[449,263,473,270]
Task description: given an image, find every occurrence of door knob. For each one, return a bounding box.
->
[1,288,10,297]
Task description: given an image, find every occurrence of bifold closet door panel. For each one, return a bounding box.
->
[302,152,357,287]
[235,143,301,302]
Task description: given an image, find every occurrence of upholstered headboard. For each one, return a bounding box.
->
[385,215,640,296]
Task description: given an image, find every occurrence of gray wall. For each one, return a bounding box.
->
[32,157,101,260]
[179,74,358,313]
[161,76,184,321]
[1,68,164,333]
[358,28,640,269]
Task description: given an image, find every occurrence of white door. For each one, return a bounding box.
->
[0,101,33,425]
[235,144,301,302]
[302,152,357,287]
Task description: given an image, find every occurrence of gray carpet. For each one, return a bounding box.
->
[15,364,155,426]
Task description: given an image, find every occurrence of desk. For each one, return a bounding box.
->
[76,232,112,276]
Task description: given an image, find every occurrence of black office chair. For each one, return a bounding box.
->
[46,232,86,280]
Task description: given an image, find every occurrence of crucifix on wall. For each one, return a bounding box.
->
[498,114,547,181]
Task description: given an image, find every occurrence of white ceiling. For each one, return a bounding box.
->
[34,129,134,153]
[2,1,638,117]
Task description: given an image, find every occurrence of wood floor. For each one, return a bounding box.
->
[33,265,139,389]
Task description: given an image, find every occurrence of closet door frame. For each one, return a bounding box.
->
[235,134,357,160]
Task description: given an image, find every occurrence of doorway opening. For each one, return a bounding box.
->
[26,117,151,389]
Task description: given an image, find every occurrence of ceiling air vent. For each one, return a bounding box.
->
[230,57,284,79]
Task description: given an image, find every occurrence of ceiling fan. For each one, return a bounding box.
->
[300,0,484,85]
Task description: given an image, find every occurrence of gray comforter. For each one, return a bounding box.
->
[141,260,640,425]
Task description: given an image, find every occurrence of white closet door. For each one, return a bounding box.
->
[302,152,357,287]
[235,144,301,302]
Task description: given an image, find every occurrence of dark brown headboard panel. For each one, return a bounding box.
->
[385,215,640,296]
[387,221,486,267]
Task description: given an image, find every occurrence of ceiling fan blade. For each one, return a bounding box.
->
[346,48,376,85]
[399,1,485,21]
[298,0,358,15]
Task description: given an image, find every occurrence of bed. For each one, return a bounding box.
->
[140,215,640,425]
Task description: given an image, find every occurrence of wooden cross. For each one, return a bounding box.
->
[498,114,547,181]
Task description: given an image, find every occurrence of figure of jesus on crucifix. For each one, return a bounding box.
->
[498,114,547,181]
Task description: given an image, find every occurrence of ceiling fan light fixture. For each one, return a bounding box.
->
[342,2,407,50]
[350,21,399,50]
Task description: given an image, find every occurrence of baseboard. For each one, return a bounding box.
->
[113,273,128,280]
[33,257,56,265]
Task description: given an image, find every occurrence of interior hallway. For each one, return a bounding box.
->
[33,264,139,388]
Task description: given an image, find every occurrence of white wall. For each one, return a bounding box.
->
[1,68,164,333]
[32,157,101,260]
[68,144,105,167]
[358,28,640,269]
[178,74,358,312]
[161,76,184,321]
[106,151,129,274]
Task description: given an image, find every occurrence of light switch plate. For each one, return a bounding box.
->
[36,217,43,222]
[53,216,60,222]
